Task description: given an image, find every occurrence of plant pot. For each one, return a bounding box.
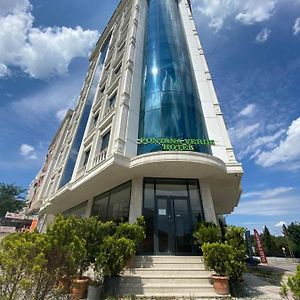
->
[211,275,229,295]
[71,277,89,300]
[57,276,72,293]
[87,285,102,300]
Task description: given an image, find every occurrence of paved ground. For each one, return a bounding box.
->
[234,262,298,300]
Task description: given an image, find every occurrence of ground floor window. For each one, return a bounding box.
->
[142,178,204,254]
[63,201,88,218]
[91,181,131,222]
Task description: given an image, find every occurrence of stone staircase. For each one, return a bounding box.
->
[106,255,222,298]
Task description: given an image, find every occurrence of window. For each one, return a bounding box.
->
[91,181,131,222]
[108,94,116,108]
[63,201,88,218]
[83,149,90,166]
[100,131,110,151]
[93,114,99,126]
[114,64,122,75]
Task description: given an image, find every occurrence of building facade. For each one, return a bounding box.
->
[29,0,243,255]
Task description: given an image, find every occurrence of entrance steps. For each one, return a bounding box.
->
[106,255,224,298]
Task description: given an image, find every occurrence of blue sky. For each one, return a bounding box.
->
[0,0,299,235]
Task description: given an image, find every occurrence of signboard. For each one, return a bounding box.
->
[245,230,253,259]
[138,137,215,151]
[254,229,268,264]
[5,212,26,220]
[158,209,167,215]
[0,226,16,233]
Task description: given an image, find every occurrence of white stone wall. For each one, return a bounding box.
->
[178,0,238,165]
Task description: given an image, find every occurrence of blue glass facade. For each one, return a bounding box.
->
[59,37,110,188]
[138,0,209,154]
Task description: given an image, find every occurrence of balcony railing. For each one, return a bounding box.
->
[93,149,107,167]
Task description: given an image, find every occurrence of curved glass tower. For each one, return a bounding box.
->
[138,0,209,154]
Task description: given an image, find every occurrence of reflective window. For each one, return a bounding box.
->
[100,131,110,151]
[91,181,131,222]
[63,201,88,218]
[83,149,90,166]
[138,0,210,155]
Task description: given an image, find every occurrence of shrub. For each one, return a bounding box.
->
[225,226,246,281]
[95,218,145,278]
[281,265,300,300]
[0,231,51,300]
[115,217,146,244]
[77,218,116,277]
[96,236,135,277]
[45,215,86,279]
[193,222,222,246]
[201,242,233,277]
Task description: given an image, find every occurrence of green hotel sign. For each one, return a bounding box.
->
[138,137,215,151]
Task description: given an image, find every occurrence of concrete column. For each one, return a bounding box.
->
[129,177,143,223]
[200,182,218,224]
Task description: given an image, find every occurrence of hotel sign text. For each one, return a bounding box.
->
[138,138,215,151]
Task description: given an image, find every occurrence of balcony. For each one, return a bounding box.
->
[93,149,107,167]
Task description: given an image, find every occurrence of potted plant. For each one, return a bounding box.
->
[201,242,233,295]
[193,222,222,247]
[71,218,115,300]
[87,265,104,300]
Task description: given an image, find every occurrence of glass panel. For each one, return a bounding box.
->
[92,193,109,221]
[138,0,210,155]
[156,183,188,197]
[189,182,204,225]
[101,131,110,151]
[143,182,155,253]
[63,201,88,218]
[173,198,193,253]
[157,198,169,253]
[107,182,131,222]
[83,150,90,166]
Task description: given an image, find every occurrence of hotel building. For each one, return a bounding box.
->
[29,0,243,255]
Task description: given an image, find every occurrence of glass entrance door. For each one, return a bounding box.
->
[155,196,193,254]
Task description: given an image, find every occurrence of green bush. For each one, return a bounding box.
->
[95,218,145,278]
[281,265,300,300]
[201,242,233,276]
[45,215,86,279]
[115,217,146,244]
[225,226,246,281]
[0,231,52,300]
[193,222,222,246]
[96,236,135,277]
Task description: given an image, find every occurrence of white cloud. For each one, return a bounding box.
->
[0,63,10,78]
[238,103,257,117]
[293,17,300,35]
[56,108,69,122]
[229,122,260,143]
[256,117,300,168]
[243,186,293,198]
[255,28,271,43]
[0,0,98,79]
[192,0,277,32]
[233,194,299,216]
[235,1,277,25]
[20,143,37,159]
[275,221,286,227]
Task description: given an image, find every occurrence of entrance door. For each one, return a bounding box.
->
[155,196,193,254]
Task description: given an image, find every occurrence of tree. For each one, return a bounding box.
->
[0,183,25,219]
[262,226,277,256]
[283,223,300,258]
